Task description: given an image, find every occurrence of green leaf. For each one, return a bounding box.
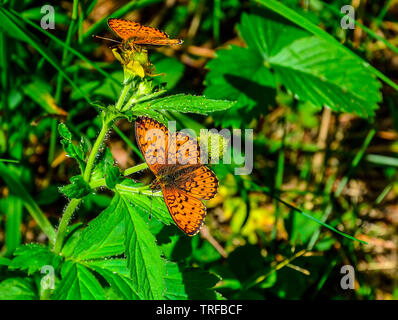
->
[53,261,105,300]
[0,257,11,266]
[58,123,86,172]
[182,268,221,299]
[238,11,309,59]
[105,166,122,189]
[103,149,122,189]
[204,45,276,126]
[135,94,235,115]
[23,79,67,115]
[2,195,23,254]
[70,71,123,101]
[240,8,382,117]
[128,108,168,125]
[0,7,90,103]
[58,123,72,140]
[120,193,166,299]
[268,36,381,117]
[92,147,122,189]
[59,223,85,258]
[0,278,38,300]
[164,261,188,300]
[116,179,174,226]
[205,10,382,122]
[8,244,61,275]
[59,175,91,199]
[84,259,142,300]
[255,0,398,92]
[91,147,114,181]
[163,261,223,300]
[68,195,125,260]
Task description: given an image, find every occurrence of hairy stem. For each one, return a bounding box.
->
[83,121,110,182]
[53,118,112,254]
[115,75,133,111]
[89,163,149,189]
[53,72,141,253]
[54,199,80,254]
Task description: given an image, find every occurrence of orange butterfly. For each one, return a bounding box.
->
[135,117,218,236]
[108,18,183,47]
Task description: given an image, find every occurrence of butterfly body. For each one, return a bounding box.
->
[135,117,218,236]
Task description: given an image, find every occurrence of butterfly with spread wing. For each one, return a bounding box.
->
[135,117,218,236]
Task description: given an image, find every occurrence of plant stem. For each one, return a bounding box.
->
[123,89,166,111]
[53,63,147,253]
[89,163,149,189]
[53,70,138,253]
[115,76,132,111]
[53,118,112,254]
[53,199,80,254]
[123,162,148,176]
[83,121,110,182]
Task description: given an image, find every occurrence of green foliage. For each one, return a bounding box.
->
[51,193,221,300]
[0,278,38,300]
[151,54,185,90]
[83,259,141,300]
[205,45,276,126]
[205,9,382,126]
[53,261,105,300]
[93,148,123,189]
[1,195,22,254]
[268,35,381,117]
[123,197,166,299]
[59,175,91,199]
[116,179,174,225]
[8,244,61,275]
[135,94,236,115]
[164,261,222,300]
[67,196,125,260]
[58,123,86,173]
[0,0,395,302]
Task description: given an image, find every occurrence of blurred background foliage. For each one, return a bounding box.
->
[0,0,398,299]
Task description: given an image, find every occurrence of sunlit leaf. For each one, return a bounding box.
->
[135,94,235,115]
[0,278,37,300]
[53,261,105,300]
[8,244,61,275]
[68,196,125,261]
[84,259,142,300]
[121,195,166,300]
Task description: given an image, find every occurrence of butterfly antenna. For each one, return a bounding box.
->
[92,35,122,44]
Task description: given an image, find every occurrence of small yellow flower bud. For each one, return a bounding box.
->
[112,47,155,79]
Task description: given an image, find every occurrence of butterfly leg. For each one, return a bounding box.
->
[148,178,162,221]
[149,189,153,220]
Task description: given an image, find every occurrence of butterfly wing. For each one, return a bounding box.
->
[135,116,168,176]
[167,130,201,166]
[108,18,144,41]
[175,166,218,200]
[135,116,218,236]
[108,18,182,45]
[169,130,218,200]
[133,38,183,46]
[162,186,206,236]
